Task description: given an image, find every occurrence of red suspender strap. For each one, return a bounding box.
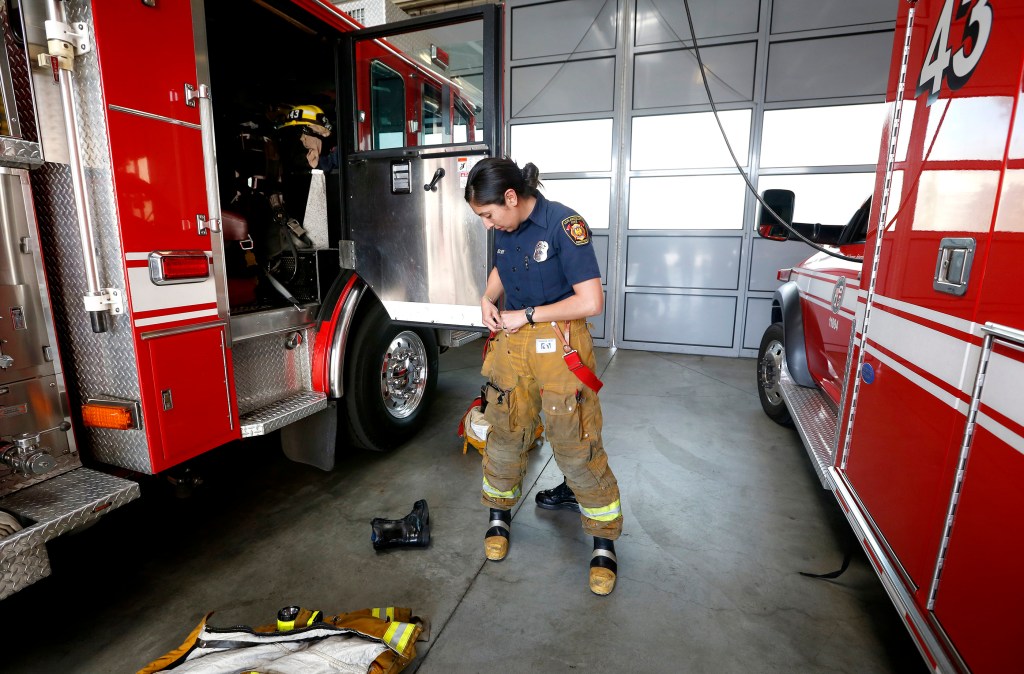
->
[549,321,603,393]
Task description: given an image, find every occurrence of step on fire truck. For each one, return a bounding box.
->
[756,0,1022,671]
[0,0,500,599]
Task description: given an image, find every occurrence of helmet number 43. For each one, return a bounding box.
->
[916,0,992,105]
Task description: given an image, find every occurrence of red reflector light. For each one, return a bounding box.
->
[777,268,792,282]
[149,251,210,285]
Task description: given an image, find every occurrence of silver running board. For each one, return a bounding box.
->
[440,329,486,348]
[240,391,328,438]
[0,468,140,600]
[780,363,837,489]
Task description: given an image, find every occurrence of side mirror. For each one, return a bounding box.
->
[758,189,795,241]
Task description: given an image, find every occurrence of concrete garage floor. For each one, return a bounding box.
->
[0,346,928,673]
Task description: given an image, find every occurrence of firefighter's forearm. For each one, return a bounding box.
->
[482,267,504,305]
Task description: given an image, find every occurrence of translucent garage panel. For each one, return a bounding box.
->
[771,0,895,33]
[510,119,613,173]
[743,297,773,349]
[629,175,746,229]
[757,173,876,225]
[766,32,892,102]
[634,42,755,109]
[760,104,887,167]
[635,0,760,46]
[748,237,814,292]
[631,110,751,170]
[624,293,736,347]
[512,58,615,117]
[511,0,616,60]
[541,178,611,229]
[625,235,741,289]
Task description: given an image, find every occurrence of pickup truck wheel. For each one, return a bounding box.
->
[344,304,439,451]
[757,322,793,426]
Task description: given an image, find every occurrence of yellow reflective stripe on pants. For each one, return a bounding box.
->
[482,476,521,500]
[580,499,621,522]
[382,621,416,656]
[372,607,396,621]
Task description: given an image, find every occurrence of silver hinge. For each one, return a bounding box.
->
[185,82,210,108]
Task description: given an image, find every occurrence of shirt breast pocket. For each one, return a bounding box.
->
[536,253,566,300]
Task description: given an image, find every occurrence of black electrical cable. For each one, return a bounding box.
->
[679,0,862,263]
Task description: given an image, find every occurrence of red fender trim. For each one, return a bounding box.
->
[312,274,361,394]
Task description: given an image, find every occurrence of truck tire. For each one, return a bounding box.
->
[343,304,439,451]
[757,322,793,426]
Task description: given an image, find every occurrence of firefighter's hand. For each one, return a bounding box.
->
[499,310,528,334]
[481,297,502,331]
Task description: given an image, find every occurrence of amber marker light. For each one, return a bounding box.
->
[82,402,137,430]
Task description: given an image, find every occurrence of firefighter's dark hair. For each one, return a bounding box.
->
[464,157,541,205]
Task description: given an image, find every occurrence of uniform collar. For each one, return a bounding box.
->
[521,192,550,231]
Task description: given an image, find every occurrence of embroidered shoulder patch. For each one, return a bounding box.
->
[561,214,590,246]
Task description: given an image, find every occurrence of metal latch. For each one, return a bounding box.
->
[933,237,976,296]
[82,288,125,316]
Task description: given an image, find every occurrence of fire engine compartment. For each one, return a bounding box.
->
[206,0,344,314]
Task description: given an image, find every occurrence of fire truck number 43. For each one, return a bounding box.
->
[917,0,992,105]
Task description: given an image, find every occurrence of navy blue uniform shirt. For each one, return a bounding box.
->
[493,193,601,310]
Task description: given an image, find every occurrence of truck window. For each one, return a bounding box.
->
[370,60,405,150]
[453,98,472,143]
[422,81,444,145]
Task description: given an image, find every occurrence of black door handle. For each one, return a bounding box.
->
[424,167,445,192]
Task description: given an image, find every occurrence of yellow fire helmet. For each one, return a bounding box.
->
[278,104,333,137]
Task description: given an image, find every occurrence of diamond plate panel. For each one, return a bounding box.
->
[0,137,41,166]
[0,459,81,500]
[240,391,328,438]
[0,467,139,599]
[780,364,837,489]
[0,542,49,601]
[232,330,314,415]
[1,0,38,143]
[24,1,151,473]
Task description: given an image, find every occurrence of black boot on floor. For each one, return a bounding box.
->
[535,479,580,512]
[590,537,617,595]
[370,499,430,550]
[484,508,511,561]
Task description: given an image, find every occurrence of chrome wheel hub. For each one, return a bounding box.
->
[380,331,428,419]
[759,340,785,406]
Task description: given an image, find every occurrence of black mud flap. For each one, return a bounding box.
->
[281,400,338,471]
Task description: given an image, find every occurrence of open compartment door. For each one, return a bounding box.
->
[337,5,502,328]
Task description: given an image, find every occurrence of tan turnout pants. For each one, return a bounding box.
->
[480,319,622,540]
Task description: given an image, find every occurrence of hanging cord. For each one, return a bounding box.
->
[678,0,861,262]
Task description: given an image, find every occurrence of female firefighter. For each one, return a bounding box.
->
[464,157,623,595]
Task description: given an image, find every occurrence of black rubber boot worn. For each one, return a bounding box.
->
[370,499,431,550]
[590,536,617,595]
[535,478,580,512]
[485,507,511,561]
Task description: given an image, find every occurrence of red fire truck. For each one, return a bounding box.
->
[756,0,1022,671]
[0,0,499,599]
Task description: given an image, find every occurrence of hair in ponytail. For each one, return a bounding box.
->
[464,157,542,205]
